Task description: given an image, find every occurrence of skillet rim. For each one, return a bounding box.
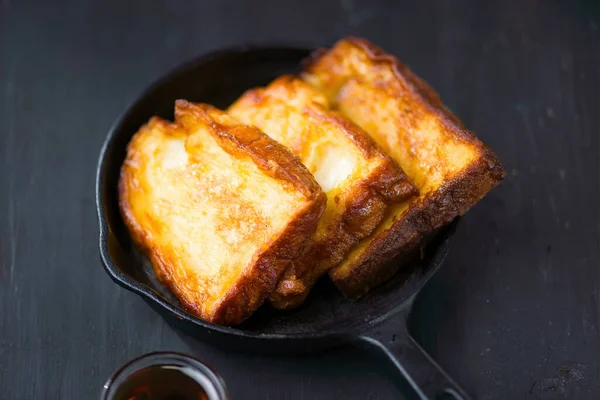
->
[95,44,458,342]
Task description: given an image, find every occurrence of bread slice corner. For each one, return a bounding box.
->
[228,75,417,309]
[303,37,505,298]
[119,101,325,324]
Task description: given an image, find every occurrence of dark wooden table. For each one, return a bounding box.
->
[1,0,599,398]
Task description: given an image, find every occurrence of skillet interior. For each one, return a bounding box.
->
[97,46,457,339]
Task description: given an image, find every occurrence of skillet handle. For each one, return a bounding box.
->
[356,327,471,400]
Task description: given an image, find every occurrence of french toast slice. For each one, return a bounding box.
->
[119,101,326,325]
[303,37,505,298]
[228,75,417,309]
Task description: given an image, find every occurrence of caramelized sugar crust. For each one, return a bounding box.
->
[229,76,416,309]
[303,37,505,298]
[119,102,325,324]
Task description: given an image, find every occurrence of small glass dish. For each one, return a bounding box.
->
[101,351,229,400]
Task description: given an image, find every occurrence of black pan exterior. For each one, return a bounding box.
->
[95,46,458,355]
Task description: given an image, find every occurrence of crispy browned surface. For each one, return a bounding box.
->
[303,37,505,298]
[119,103,325,325]
[228,75,416,309]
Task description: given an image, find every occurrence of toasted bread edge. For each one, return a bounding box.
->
[269,149,420,309]
[118,118,201,318]
[305,37,505,298]
[176,101,328,324]
[175,100,324,202]
[211,194,325,325]
[118,118,185,258]
[226,79,417,310]
[305,106,418,203]
[120,110,327,326]
[331,150,504,298]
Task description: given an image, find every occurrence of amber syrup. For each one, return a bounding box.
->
[102,352,228,400]
[112,364,209,400]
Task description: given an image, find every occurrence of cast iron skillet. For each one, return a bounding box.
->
[96,45,470,400]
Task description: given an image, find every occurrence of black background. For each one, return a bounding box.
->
[1,0,599,399]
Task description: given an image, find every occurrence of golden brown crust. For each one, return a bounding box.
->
[304,106,417,202]
[118,119,185,264]
[343,37,493,145]
[332,156,504,298]
[303,37,492,148]
[228,76,416,309]
[304,37,505,298]
[119,107,326,325]
[175,100,322,201]
[210,185,325,324]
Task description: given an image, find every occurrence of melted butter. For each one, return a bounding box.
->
[312,144,356,192]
